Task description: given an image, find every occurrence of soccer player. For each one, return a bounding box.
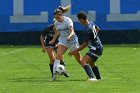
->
[69,11,103,80]
[40,22,69,78]
[49,5,82,81]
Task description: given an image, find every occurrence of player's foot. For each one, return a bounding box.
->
[52,73,57,81]
[97,78,103,80]
[63,72,69,77]
[88,78,97,81]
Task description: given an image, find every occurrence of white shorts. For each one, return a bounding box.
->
[58,41,80,51]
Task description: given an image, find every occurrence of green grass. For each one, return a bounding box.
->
[0,45,140,93]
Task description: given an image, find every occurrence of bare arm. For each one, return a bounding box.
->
[67,26,75,41]
[49,26,60,44]
[68,42,88,56]
[40,35,47,52]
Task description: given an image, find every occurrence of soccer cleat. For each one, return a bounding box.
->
[88,78,97,81]
[97,77,103,80]
[52,73,57,81]
[63,72,70,77]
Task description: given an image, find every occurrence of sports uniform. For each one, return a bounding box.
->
[42,24,58,48]
[52,6,81,81]
[54,16,79,51]
[68,11,103,81]
[41,24,69,78]
[83,21,103,62]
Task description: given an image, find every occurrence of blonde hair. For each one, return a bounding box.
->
[54,4,71,15]
[59,4,71,13]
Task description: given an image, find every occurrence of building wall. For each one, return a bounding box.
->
[0,30,139,45]
[0,0,140,44]
[0,0,140,32]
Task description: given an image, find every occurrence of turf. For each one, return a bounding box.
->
[0,45,139,93]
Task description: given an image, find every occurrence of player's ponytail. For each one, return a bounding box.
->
[58,4,71,13]
[54,4,71,15]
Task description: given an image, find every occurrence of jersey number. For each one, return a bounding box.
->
[92,25,97,39]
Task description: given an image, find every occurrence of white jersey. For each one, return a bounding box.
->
[54,16,78,44]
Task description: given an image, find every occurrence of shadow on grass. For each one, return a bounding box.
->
[7,77,86,82]
[7,77,49,82]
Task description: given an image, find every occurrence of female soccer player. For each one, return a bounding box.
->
[49,5,83,81]
[40,23,69,78]
[69,11,103,80]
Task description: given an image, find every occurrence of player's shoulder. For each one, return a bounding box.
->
[88,21,97,30]
[64,16,72,22]
[90,21,99,28]
[44,24,53,32]
[89,21,96,26]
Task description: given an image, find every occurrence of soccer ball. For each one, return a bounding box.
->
[56,64,65,75]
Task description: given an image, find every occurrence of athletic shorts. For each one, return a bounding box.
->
[58,41,80,52]
[45,40,58,48]
[86,48,103,62]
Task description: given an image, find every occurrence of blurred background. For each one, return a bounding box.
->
[0,0,140,45]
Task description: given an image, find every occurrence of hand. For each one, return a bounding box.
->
[42,47,47,53]
[67,36,71,41]
[49,39,55,44]
[68,51,75,56]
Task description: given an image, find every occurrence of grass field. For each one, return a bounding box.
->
[0,45,140,93]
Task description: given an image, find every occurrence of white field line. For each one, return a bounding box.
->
[0,48,26,57]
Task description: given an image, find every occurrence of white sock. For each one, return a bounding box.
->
[53,59,60,74]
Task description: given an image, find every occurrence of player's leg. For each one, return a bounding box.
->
[89,62,102,80]
[54,46,69,77]
[60,55,65,65]
[72,52,82,65]
[87,50,102,80]
[70,43,95,80]
[46,47,55,77]
[53,45,66,66]
[56,45,69,77]
[52,45,67,80]
[54,45,67,67]
[60,55,69,77]
[68,42,82,65]
[68,43,96,80]
[81,55,96,80]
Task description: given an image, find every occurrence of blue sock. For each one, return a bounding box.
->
[83,64,94,78]
[92,66,101,79]
[49,64,53,77]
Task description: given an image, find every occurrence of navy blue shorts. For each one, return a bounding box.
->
[86,49,103,62]
[45,44,55,48]
[45,38,58,48]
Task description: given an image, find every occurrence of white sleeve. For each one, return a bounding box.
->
[66,17,73,28]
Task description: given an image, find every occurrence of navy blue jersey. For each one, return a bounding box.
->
[83,21,103,53]
[42,24,58,46]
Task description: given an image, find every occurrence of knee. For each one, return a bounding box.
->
[80,60,87,67]
[49,58,55,64]
[89,62,96,68]
[56,55,62,60]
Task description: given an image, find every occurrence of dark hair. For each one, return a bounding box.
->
[53,8,63,15]
[77,11,87,20]
[58,6,64,12]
